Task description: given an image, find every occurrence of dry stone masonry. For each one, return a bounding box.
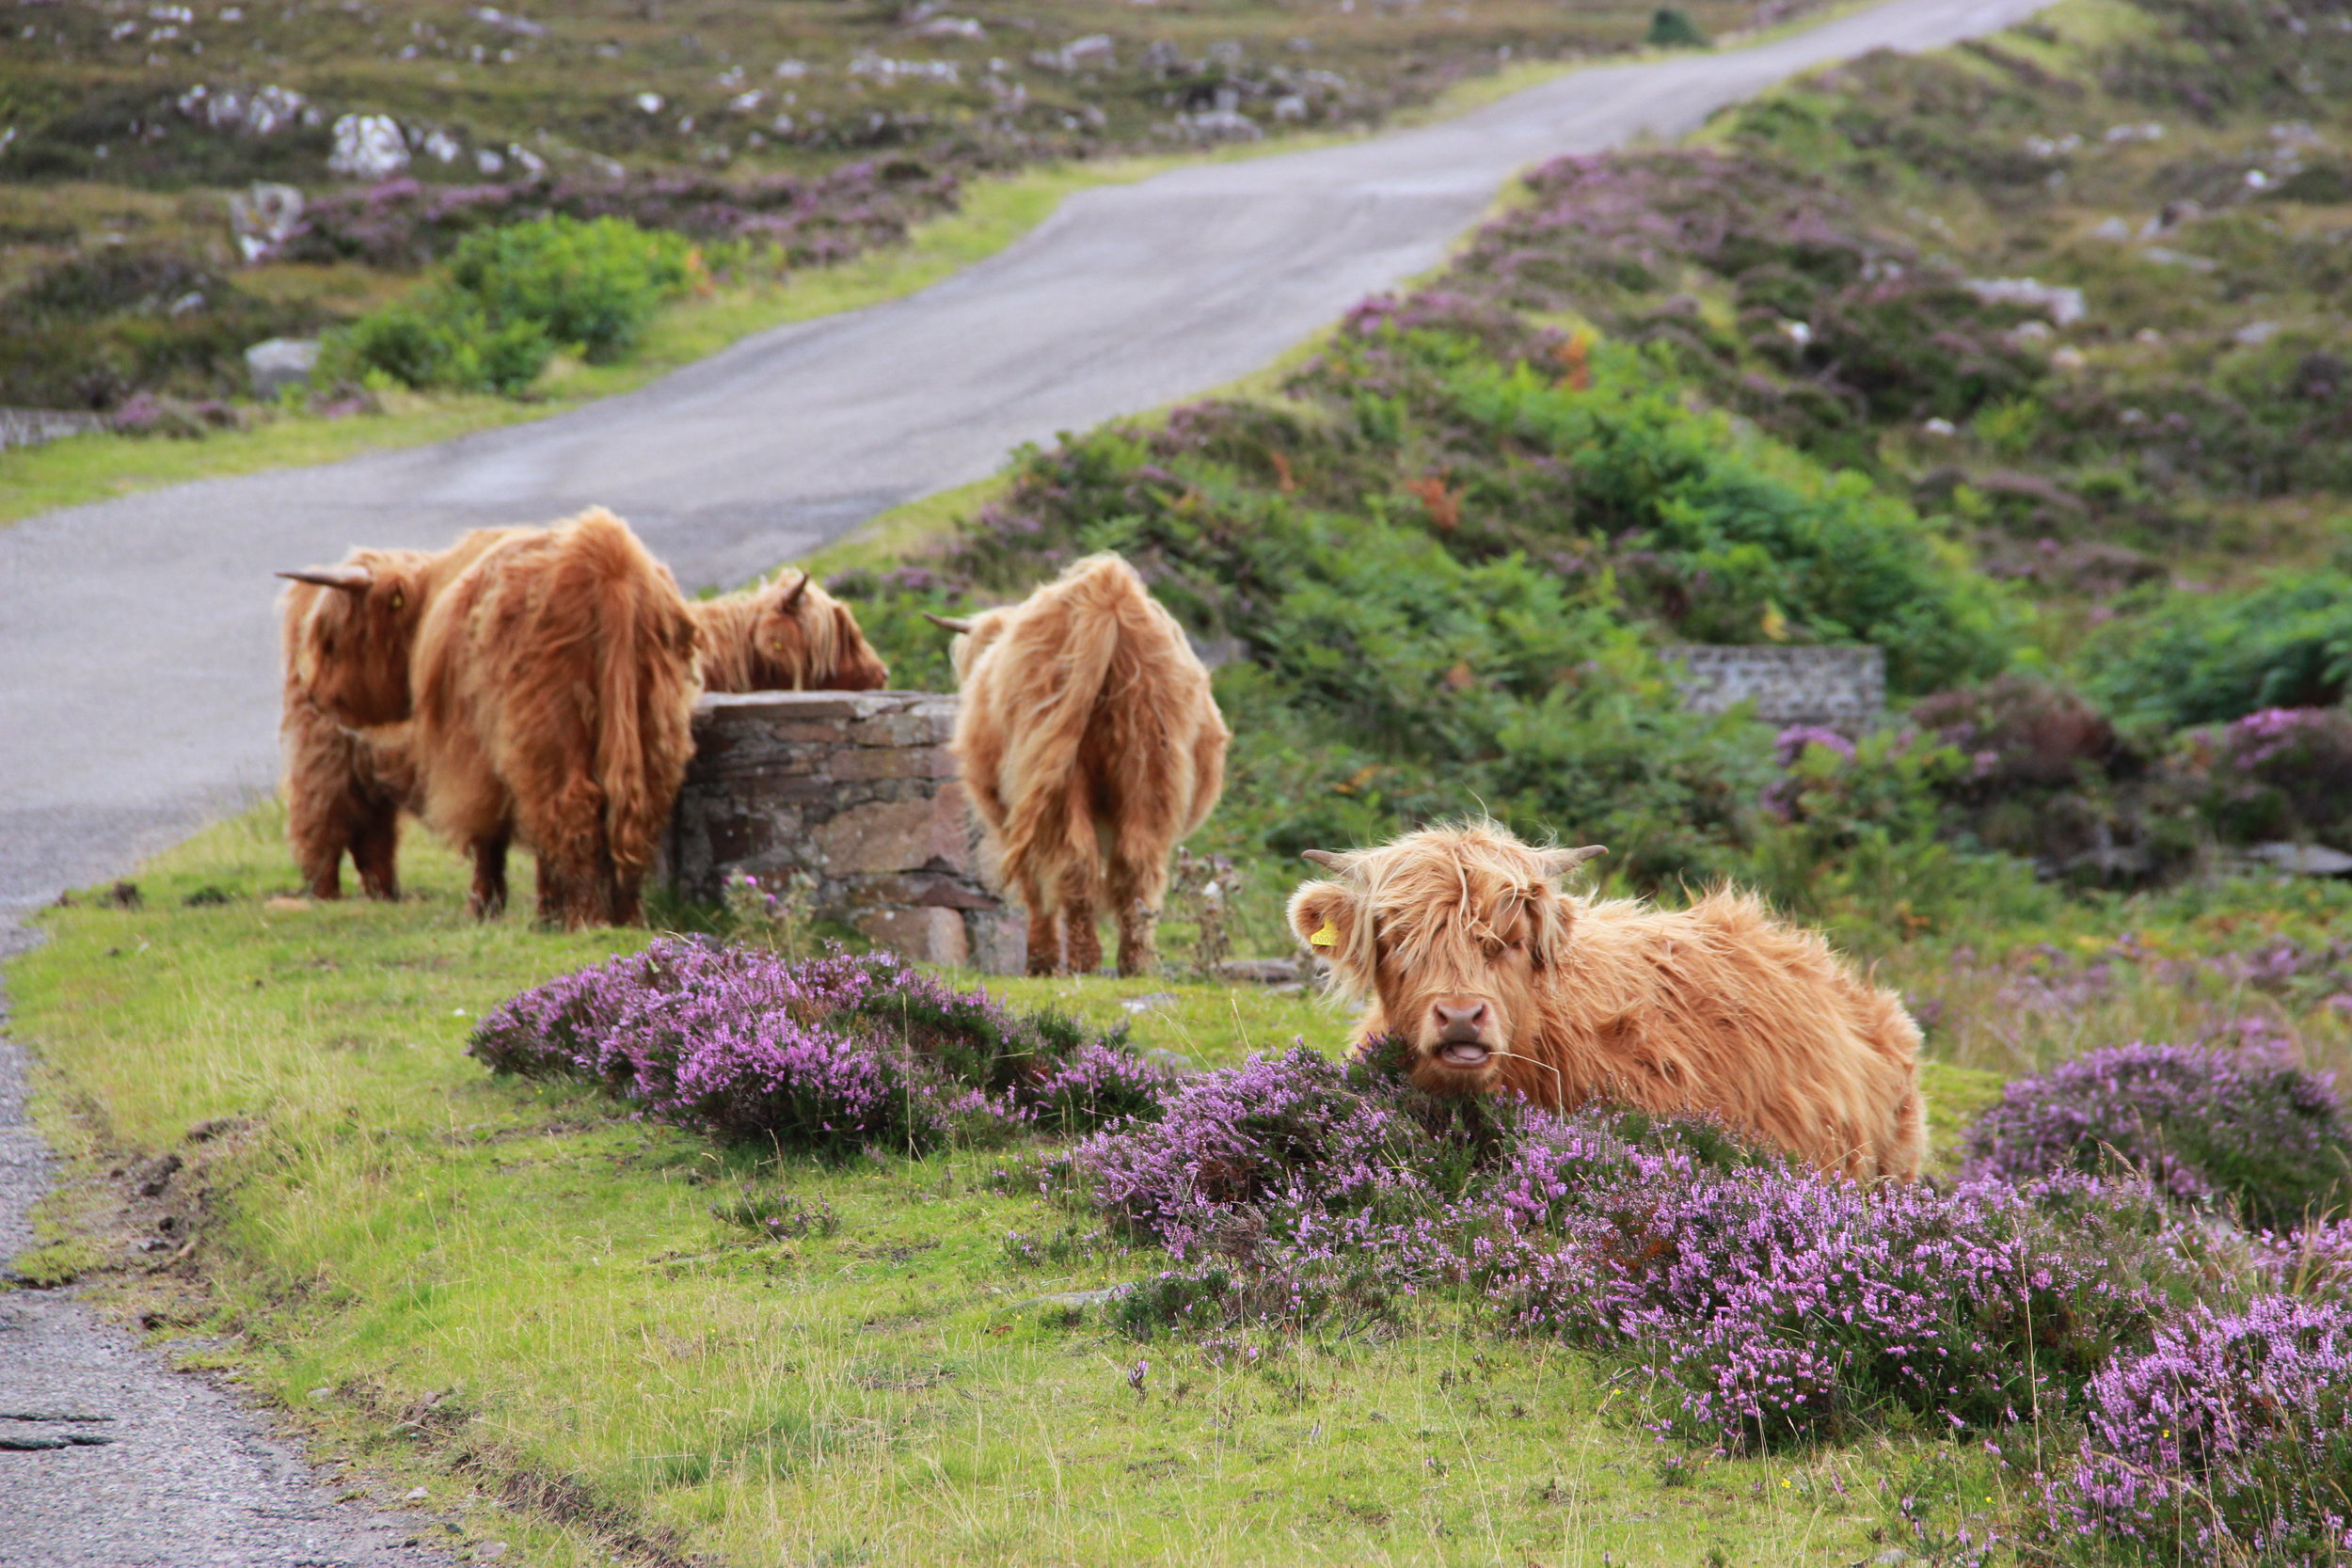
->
[665,691,1025,971]
[1662,645,1885,734]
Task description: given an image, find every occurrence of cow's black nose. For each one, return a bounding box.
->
[1432,1000,1487,1041]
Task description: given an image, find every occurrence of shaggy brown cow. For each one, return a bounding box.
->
[406,507,701,927]
[690,571,890,692]
[932,552,1230,976]
[276,531,519,898]
[1287,820,1926,1181]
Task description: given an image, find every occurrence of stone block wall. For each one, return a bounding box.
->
[664,690,1025,972]
[1661,644,1885,734]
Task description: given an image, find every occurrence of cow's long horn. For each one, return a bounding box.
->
[777,571,811,612]
[923,611,975,635]
[1300,849,1355,872]
[1539,845,1608,877]
[277,564,374,592]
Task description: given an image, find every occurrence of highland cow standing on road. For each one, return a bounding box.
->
[1287,820,1926,1181]
[932,553,1231,976]
[691,570,891,693]
[277,530,520,899]
[406,507,702,927]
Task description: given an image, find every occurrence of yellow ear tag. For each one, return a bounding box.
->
[1310,919,1340,948]
[389,590,405,610]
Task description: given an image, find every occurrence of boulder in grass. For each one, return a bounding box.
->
[245,338,320,398]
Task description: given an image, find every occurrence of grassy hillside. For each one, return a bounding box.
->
[14,0,2352,1563]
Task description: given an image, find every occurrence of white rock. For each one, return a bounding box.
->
[245,337,320,397]
[2245,168,2271,189]
[2143,247,2217,273]
[2051,345,2087,371]
[2090,215,2131,241]
[421,128,460,163]
[634,90,664,113]
[475,147,505,173]
[727,87,766,113]
[226,181,303,262]
[508,143,546,176]
[2247,843,2352,877]
[912,15,984,39]
[1920,417,1957,437]
[1271,93,1308,121]
[2234,320,2280,346]
[469,6,548,37]
[327,114,409,180]
[1963,277,2086,326]
[774,58,809,78]
[1176,107,1261,142]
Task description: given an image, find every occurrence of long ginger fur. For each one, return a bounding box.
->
[690,571,889,692]
[1287,820,1926,1181]
[946,553,1231,976]
[407,507,703,928]
[277,532,516,898]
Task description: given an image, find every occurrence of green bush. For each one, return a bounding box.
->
[327,215,694,395]
[2076,572,2352,734]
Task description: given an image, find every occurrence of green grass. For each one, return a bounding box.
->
[5,804,1999,1567]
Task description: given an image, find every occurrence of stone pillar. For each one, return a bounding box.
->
[665,690,1025,972]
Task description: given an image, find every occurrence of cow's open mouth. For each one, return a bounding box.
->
[1437,1041,1492,1069]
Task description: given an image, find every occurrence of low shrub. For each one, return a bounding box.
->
[2077,573,2352,735]
[469,939,1168,1158]
[2174,707,2352,850]
[1070,1041,2204,1450]
[278,161,962,270]
[0,249,325,409]
[326,214,696,394]
[2047,1294,2352,1563]
[1963,1041,2352,1229]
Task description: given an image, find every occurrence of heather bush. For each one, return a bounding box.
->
[469,939,1168,1157]
[2048,1295,2352,1563]
[2175,707,2352,851]
[1963,1042,2352,1229]
[0,249,326,410]
[1069,1041,2204,1449]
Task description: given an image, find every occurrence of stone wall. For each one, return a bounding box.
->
[664,690,1025,972]
[1661,644,1885,733]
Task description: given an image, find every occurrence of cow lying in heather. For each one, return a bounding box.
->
[281,509,699,927]
[1286,821,1926,1181]
[277,531,518,899]
[690,571,890,693]
[931,552,1231,976]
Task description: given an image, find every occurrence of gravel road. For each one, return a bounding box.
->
[0,0,2051,1557]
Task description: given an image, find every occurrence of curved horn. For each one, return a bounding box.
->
[777,571,812,613]
[923,611,975,635]
[1300,849,1355,872]
[276,563,374,593]
[1538,845,1608,877]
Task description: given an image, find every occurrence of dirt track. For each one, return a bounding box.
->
[0,0,2050,1557]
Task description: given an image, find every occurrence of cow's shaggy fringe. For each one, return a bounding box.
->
[690,572,890,694]
[946,552,1231,976]
[469,939,1170,1157]
[1287,819,1927,1180]
[410,507,702,927]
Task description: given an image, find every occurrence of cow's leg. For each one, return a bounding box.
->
[1022,876,1060,976]
[520,778,610,929]
[350,799,401,901]
[1107,853,1165,978]
[467,826,511,919]
[1060,863,1103,976]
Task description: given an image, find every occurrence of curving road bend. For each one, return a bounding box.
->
[0,0,2047,1559]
